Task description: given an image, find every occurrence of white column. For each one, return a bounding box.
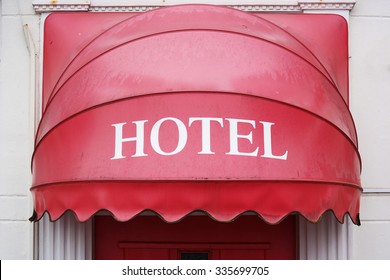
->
[299,212,350,260]
[37,213,93,260]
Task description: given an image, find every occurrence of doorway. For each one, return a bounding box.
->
[94,214,297,260]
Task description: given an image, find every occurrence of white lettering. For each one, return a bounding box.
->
[111,117,288,161]
[111,121,148,160]
[150,117,188,155]
[188,117,223,154]
[260,121,288,160]
[225,118,259,157]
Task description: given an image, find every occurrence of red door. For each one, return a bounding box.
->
[94,214,297,260]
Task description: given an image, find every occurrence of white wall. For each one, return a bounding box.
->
[350,0,390,190]
[351,194,390,259]
[349,0,390,259]
[0,0,39,259]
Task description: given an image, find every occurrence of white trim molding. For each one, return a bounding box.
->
[32,1,356,13]
[33,1,90,12]
[363,188,390,194]
[299,1,355,10]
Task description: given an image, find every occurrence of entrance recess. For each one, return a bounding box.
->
[94,214,297,260]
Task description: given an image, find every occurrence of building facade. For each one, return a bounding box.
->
[0,0,389,260]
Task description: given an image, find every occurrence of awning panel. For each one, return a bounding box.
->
[33,182,360,224]
[31,5,361,224]
[33,93,360,186]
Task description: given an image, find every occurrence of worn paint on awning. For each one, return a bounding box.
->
[30,5,361,224]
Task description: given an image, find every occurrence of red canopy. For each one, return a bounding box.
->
[31,5,361,224]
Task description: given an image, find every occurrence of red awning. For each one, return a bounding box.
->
[30,5,361,224]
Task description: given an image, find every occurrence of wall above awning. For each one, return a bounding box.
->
[30,5,361,224]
